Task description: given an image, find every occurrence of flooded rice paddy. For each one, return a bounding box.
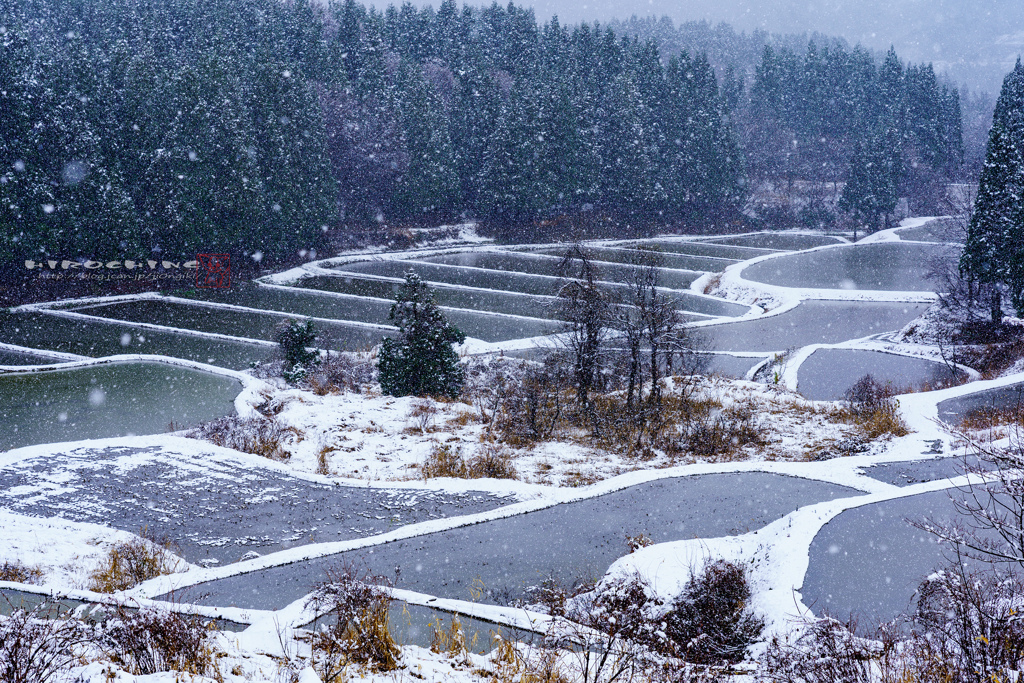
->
[797,349,957,401]
[0,363,241,451]
[179,473,858,610]
[742,242,951,291]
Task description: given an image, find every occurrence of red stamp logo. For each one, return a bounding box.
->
[196,254,231,288]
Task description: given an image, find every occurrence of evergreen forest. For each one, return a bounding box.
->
[0,0,969,268]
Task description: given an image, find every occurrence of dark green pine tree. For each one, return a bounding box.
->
[839,128,902,237]
[378,272,466,398]
[961,59,1024,317]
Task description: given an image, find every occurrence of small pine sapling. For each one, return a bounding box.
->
[276,319,320,383]
[378,272,466,398]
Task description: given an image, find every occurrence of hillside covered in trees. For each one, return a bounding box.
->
[0,0,968,268]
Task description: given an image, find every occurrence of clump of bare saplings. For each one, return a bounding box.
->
[841,374,909,439]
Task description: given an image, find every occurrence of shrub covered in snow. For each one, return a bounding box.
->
[277,319,321,384]
[663,560,764,664]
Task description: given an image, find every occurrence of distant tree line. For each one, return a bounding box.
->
[1,0,968,269]
[617,17,968,232]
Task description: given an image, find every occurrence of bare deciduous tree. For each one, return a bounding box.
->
[556,243,611,430]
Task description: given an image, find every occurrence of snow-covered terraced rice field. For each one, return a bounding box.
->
[0,309,272,368]
[703,232,847,250]
[624,238,780,260]
[421,250,703,290]
[529,244,741,272]
[9,219,1024,666]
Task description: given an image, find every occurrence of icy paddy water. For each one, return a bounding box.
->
[742,242,950,291]
[0,362,241,451]
[797,349,956,400]
[177,473,857,610]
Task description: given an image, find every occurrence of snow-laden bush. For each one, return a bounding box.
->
[98,605,217,676]
[663,560,765,664]
[0,603,90,683]
[759,617,882,683]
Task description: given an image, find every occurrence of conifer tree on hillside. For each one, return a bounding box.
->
[961,59,1024,320]
[839,127,902,236]
[377,273,466,398]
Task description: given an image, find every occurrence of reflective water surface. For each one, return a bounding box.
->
[742,243,950,291]
[0,362,240,451]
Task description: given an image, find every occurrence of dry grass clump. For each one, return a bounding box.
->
[959,404,1024,434]
[421,443,468,479]
[489,636,569,683]
[0,560,43,585]
[525,575,597,618]
[467,442,518,479]
[430,614,472,664]
[316,443,336,476]
[590,390,766,462]
[306,564,400,680]
[188,414,292,461]
[303,351,376,395]
[842,374,909,439]
[421,443,518,480]
[626,533,654,553]
[88,531,182,593]
[405,399,438,434]
[97,604,218,677]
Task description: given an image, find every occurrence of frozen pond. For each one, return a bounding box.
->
[936,382,1024,424]
[0,442,514,563]
[1,311,270,369]
[701,301,929,352]
[797,349,957,400]
[705,233,846,250]
[180,473,857,610]
[0,363,240,451]
[803,486,1002,627]
[742,242,949,291]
